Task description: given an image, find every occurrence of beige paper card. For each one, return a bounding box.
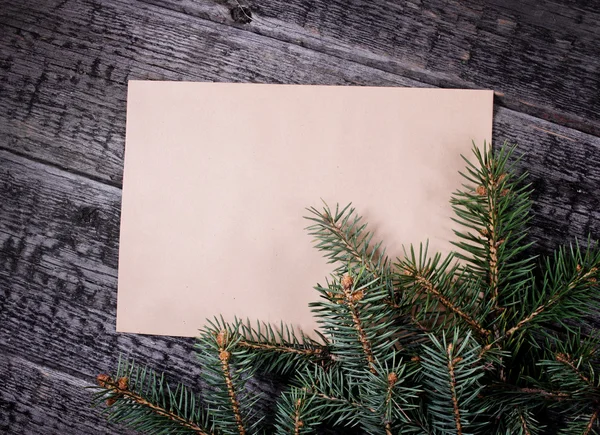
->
[117,82,493,337]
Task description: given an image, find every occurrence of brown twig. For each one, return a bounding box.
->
[384,372,408,433]
[518,387,569,400]
[96,375,210,435]
[482,175,501,310]
[323,213,381,277]
[415,274,490,338]
[556,353,590,384]
[348,296,377,373]
[584,409,599,435]
[237,340,326,357]
[293,398,304,435]
[216,332,246,435]
[519,410,532,435]
[447,343,463,435]
[500,268,596,342]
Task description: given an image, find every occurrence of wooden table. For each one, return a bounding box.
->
[1,0,599,433]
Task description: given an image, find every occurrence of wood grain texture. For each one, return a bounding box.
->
[0,351,137,434]
[0,150,287,433]
[0,0,423,185]
[0,0,599,433]
[139,0,600,135]
[1,0,599,183]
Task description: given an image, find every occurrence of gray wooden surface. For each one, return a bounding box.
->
[0,0,599,433]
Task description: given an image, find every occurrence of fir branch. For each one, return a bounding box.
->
[311,268,399,377]
[274,388,320,435]
[305,202,389,278]
[237,340,325,358]
[585,410,599,435]
[498,406,543,435]
[450,142,535,312]
[295,365,368,427]
[421,331,487,435]
[196,319,261,435]
[555,353,591,385]
[360,355,421,434]
[234,318,332,374]
[447,343,463,435]
[293,399,303,435]
[92,358,211,435]
[93,143,600,435]
[414,273,489,338]
[518,387,570,400]
[305,202,397,305]
[96,376,209,435]
[501,246,600,342]
[199,317,329,378]
[216,331,246,435]
[519,410,532,435]
[558,412,600,435]
[340,272,377,374]
[397,244,490,338]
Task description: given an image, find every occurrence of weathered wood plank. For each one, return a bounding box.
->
[2,121,599,434]
[1,1,600,433]
[0,115,598,387]
[1,0,599,187]
[495,109,600,254]
[138,0,600,135]
[0,351,137,434]
[0,150,287,433]
[0,151,204,411]
[0,0,422,185]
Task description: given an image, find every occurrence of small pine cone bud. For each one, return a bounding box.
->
[447,343,454,353]
[328,291,344,304]
[591,267,598,274]
[411,355,421,362]
[97,374,112,388]
[106,397,117,407]
[496,239,505,246]
[480,228,489,237]
[296,398,302,407]
[297,421,304,428]
[498,173,507,183]
[351,290,364,302]
[589,277,597,283]
[341,273,353,290]
[476,185,487,196]
[387,372,398,385]
[576,264,582,272]
[500,188,510,197]
[216,330,227,347]
[219,350,231,362]
[117,377,129,391]
[556,353,568,362]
